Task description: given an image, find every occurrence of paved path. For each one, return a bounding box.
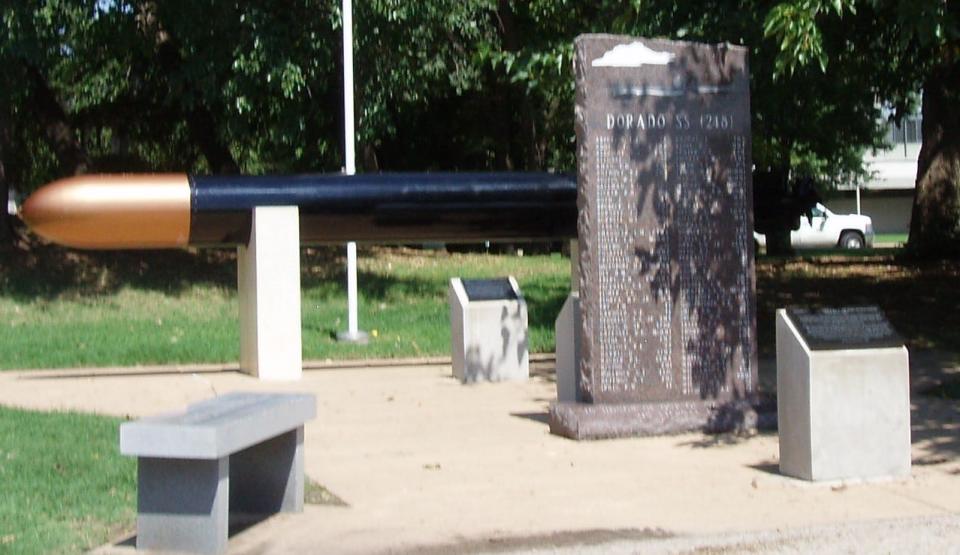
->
[0,353,958,554]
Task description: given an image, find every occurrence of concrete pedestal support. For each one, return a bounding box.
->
[135,427,305,554]
[137,457,230,554]
[230,427,305,514]
[555,292,581,402]
[238,206,303,381]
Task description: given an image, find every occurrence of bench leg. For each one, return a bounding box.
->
[137,456,229,554]
[230,426,305,514]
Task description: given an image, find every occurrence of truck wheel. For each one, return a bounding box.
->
[839,231,864,249]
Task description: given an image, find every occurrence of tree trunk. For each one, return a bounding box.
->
[0,111,11,249]
[908,60,960,258]
[0,157,10,250]
[495,0,540,170]
[765,229,794,256]
[753,167,796,256]
[184,105,240,174]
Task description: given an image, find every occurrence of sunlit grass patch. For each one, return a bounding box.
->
[0,406,135,554]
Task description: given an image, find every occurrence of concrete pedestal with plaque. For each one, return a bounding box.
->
[549,35,759,439]
[776,307,911,482]
[449,277,529,383]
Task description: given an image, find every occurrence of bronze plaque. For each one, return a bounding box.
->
[575,35,757,406]
[786,306,902,351]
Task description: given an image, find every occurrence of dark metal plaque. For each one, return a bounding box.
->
[462,278,518,301]
[785,306,903,351]
[575,35,757,407]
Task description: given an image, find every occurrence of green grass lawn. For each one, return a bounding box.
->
[0,246,571,370]
[3,245,960,369]
[0,406,135,554]
[873,232,908,245]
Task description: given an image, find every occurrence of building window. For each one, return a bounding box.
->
[887,117,922,145]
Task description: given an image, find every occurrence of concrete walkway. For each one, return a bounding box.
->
[1,353,958,554]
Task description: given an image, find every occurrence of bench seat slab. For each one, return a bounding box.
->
[120,392,316,459]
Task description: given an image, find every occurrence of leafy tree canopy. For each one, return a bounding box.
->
[763,0,960,256]
[1,0,954,255]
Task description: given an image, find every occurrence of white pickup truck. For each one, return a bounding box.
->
[755,203,874,249]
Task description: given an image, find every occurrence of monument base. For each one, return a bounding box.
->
[549,398,767,440]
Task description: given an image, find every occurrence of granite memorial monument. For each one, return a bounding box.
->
[550,35,759,439]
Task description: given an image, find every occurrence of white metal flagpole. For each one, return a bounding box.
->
[339,0,368,344]
[343,0,355,177]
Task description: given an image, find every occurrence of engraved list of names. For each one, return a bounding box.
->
[575,35,758,405]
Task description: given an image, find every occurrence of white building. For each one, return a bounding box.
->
[830,116,920,236]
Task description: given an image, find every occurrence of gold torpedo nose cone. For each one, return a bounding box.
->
[20,174,192,249]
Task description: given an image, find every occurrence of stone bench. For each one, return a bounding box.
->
[120,392,316,554]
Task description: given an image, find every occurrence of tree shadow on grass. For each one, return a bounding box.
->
[755,255,960,359]
[350,270,446,302]
[0,242,237,301]
[522,281,569,338]
[1,243,452,304]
